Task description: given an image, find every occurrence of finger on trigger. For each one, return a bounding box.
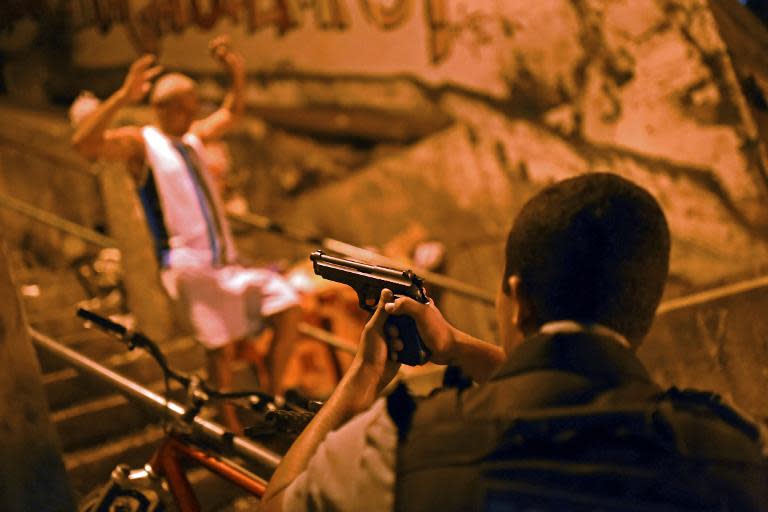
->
[384,296,404,314]
[395,296,419,316]
[391,339,404,351]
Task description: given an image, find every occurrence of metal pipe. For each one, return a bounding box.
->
[656,275,768,316]
[298,322,357,354]
[0,133,98,176]
[0,193,116,248]
[227,210,497,305]
[28,327,282,469]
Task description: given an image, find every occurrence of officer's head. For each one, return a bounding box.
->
[151,73,200,137]
[497,173,670,352]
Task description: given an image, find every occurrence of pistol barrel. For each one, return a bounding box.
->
[310,251,406,279]
[310,250,427,303]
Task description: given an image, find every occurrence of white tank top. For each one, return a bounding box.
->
[140,125,237,269]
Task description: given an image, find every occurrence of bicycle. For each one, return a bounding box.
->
[75,308,317,512]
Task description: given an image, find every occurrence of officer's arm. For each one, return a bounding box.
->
[385,296,506,383]
[261,290,397,511]
[190,35,245,143]
[446,329,507,382]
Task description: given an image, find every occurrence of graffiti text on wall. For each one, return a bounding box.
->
[69,0,491,64]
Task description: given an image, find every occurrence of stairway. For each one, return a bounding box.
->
[19,264,265,510]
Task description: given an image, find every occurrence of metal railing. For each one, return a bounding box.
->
[0,193,115,248]
[0,131,98,177]
[656,275,768,316]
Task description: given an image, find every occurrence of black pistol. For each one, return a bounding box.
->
[310,250,431,366]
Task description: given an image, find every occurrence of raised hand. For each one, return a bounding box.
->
[208,34,245,71]
[119,54,163,104]
[208,34,231,61]
[192,33,245,140]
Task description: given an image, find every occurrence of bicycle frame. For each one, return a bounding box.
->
[150,432,267,511]
[84,430,267,511]
[30,327,282,512]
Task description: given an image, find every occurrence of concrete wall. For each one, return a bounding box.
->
[0,242,74,511]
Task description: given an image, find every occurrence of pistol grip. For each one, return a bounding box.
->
[384,315,431,366]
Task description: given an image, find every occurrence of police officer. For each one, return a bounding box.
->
[262,173,766,511]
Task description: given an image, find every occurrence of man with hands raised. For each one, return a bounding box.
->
[262,173,766,511]
[71,37,301,427]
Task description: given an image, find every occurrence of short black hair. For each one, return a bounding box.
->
[503,173,670,344]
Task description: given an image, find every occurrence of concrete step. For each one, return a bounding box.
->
[28,307,91,336]
[18,268,90,316]
[34,329,125,373]
[21,271,95,335]
[53,393,157,452]
[65,425,164,497]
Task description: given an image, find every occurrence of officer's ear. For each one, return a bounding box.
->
[507,276,534,335]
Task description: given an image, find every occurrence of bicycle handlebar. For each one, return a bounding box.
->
[76,308,279,403]
[77,307,192,389]
[77,307,128,336]
[76,307,319,436]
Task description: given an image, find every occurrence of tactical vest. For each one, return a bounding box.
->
[391,333,767,511]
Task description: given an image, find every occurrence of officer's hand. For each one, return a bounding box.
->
[385,295,456,365]
[120,55,162,104]
[357,289,400,393]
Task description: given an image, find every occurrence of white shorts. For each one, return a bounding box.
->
[162,264,299,349]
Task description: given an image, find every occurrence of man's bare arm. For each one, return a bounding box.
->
[261,290,399,511]
[71,55,162,173]
[191,35,246,143]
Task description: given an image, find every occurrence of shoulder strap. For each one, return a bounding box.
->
[659,387,761,442]
[387,382,416,441]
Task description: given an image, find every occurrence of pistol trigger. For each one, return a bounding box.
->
[358,289,376,312]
